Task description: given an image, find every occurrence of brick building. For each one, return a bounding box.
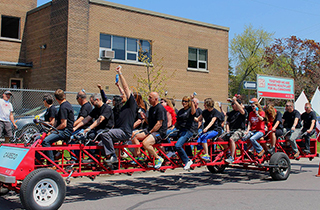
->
[0,0,229,103]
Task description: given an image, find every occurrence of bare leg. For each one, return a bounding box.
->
[4,137,9,143]
[229,139,236,158]
[202,142,208,155]
[131,130,146,157]
[142,135,159,159]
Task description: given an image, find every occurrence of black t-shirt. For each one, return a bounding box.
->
[301,111,316,130]
[78,102,93,128]
[202,108,223,133]
[89,103,114,130]
[176,107,197,133]
[282,109,302,129]
[56,101,74,132]
[148,103,168,137]
[226,109,247,130]
[115,94,138,136]
[44,105,57,122]
[274,111,283,130]
[135,107,147,130]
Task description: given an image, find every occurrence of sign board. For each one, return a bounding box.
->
[0,146,29,170]
[243,81,257,90]
[257,75,294,100]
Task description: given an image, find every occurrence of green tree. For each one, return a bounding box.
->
[264,36,320,99]
[134,41,176,100]
[230,25,274,95]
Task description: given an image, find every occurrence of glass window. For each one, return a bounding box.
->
[113,36,125,60]
[1,16,20,39]
[139,40,151,62]
[188,47,207,70]
[99,33,151,62]
[100,34,111,48]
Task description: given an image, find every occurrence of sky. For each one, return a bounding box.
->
[37,0,320,44]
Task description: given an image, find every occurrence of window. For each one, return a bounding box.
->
[188,47,207,70]
[1,16,20,39]
[99,33,151,62]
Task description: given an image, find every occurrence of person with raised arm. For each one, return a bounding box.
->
[99,66,138,163]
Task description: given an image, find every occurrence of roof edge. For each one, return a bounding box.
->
[27,1,52,15]
[90,0,229,31]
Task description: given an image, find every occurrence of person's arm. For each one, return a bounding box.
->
[245,121,251,134]
[74,116,84,127]
[203,117,217,133]
[291,118,299,131]
[116,66,131,100]
[190,95,196,115]
[308,120,316,133]
[226,122,230,133]
[272,121,280,131]
[84,115,106,133]
[98,84,108,103]
[9,112,17,129]
[48,117,55,126]
[194,115,203,122]
[149,120,163,133]
[233,96,245,115]
[73,115,93,131]
[56,119,67,130]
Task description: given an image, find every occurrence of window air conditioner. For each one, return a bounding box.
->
[101,50,115,59]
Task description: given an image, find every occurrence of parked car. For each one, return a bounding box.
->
[13,104,81,141]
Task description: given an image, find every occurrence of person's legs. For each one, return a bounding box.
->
[175,130,193,164]
[100,129,129,157]
[289,128,302,153]
[3,121,13,143]
[142,135,158,158]
[131,130,147,157]
[41,131,64,162]
[304,129,315,152]
[249,131,264,154]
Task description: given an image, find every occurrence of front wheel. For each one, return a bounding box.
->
[269,152,291,181]
[20,168,66,210]
[207,165,226,173]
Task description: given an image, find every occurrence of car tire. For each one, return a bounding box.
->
[20,125,40,143]
[20,168,66,210]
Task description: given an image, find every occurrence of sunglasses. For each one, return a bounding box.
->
[285,105,292,107]
[182,100,189,103]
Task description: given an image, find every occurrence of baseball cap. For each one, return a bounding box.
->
[249,98,258,103]
[4,90,12,95]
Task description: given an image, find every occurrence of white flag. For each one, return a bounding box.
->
[295,91,309,114]
[311,87,320,116]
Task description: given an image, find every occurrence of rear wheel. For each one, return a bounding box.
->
[269,152,291,181]
[207,165,226,173]
[20,168,66,210]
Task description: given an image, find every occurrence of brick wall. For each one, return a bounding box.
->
[65,1,229,103]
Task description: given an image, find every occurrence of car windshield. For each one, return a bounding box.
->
[20,106,47,116]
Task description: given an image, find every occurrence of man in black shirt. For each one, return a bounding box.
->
[224,96,247,164]
[99,66,138,163]
[74,90,92,129]
[282,101,302,158]
[301,103,316,154]
[131,92,168,169]
[73,93,113,140]
[41,89,74,162]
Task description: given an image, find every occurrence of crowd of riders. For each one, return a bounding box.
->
[34,66,317,169]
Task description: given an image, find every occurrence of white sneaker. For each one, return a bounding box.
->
[183,159,193,170]
[167,151,176,158]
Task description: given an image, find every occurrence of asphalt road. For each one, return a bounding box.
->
[1,158,320,210]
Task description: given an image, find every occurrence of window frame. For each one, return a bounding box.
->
[187,47,208,72]
[1,15,21,40]
[99,33,151,64]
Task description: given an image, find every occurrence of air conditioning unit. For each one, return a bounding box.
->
[101,50,115,59]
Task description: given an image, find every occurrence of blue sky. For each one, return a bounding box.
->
[37,0,320,43]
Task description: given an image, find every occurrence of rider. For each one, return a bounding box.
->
[300,103,316,154]
[243,99,265,157]
[131,92,168,169]
[224,96,247,164]
[73,93,114,140]
[41,89,74,162]
[170,95,196,170]
[99,66,138,163]
[265,104,283,154]
[73,90,93,129]
[43,93,57,126]
[282,101,302,158]
[195,98,223,161]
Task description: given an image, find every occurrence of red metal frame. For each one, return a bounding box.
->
[0,132,318,193]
